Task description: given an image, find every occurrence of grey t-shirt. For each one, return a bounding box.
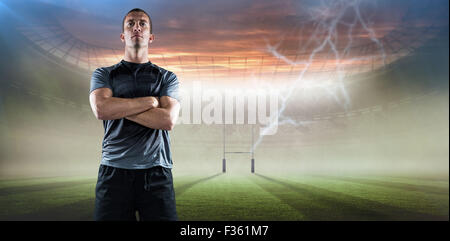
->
[89,60,180,169]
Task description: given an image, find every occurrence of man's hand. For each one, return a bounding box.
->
[149,96,160,108]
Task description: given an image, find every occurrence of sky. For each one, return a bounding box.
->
[2,0,448,87]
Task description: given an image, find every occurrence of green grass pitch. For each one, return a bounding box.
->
[0,173,448,220]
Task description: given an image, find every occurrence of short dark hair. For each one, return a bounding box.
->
[122,8,152,34]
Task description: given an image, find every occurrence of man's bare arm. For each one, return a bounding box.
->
[125,96,180,131]
[89,88,159,120]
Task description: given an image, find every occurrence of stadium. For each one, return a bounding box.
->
[0,0,448,220]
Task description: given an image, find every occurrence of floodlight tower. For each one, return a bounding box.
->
[222,124,255,173]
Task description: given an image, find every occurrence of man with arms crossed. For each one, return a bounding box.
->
[89,8,180,221]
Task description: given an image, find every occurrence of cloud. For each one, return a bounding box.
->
[7,0,448,85]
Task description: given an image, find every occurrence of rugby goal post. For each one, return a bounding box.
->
[222,124,255,173]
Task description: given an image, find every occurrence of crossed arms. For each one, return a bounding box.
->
[89,88,180,131]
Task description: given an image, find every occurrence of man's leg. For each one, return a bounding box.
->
[135,166,178,221]
[94,164,136,221]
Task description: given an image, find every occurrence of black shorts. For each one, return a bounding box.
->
[94,164,178,221]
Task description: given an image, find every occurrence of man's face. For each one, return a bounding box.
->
[120,11,154,48]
